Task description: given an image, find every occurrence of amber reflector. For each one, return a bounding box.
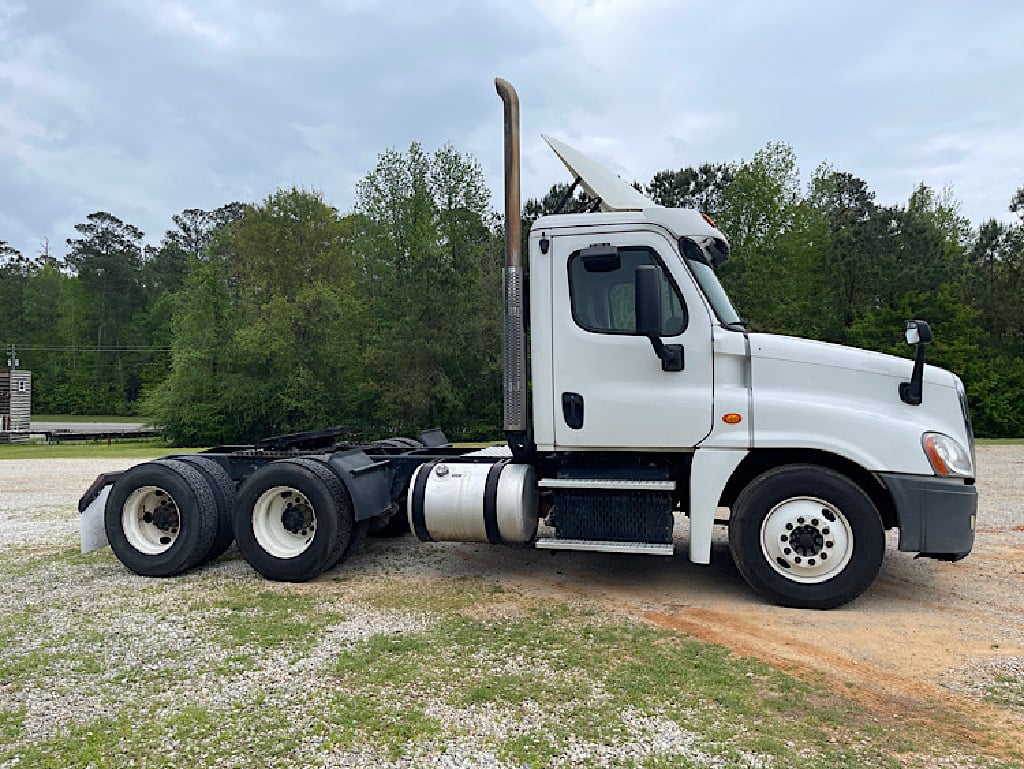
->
[722,413,742,424]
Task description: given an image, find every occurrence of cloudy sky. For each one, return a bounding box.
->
[1,0,1022,257]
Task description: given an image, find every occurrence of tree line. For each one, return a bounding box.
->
[2,140,1023,442]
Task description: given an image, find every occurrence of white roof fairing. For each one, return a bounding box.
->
[542,134,657,212]
[539,134,730,246]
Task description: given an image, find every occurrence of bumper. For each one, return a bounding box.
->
[879,473,977,559]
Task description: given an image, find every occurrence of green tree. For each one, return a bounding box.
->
[804,166,887,333]
[146,190,364,444]
[143,250,241,444]
[885,184,968,306]
[712,142,803,330]
[646,163,734,216]
[355,143,502,437]
[64,212,147,412]
[0,241,31,346]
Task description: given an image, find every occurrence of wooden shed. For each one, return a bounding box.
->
[0,369,31,442]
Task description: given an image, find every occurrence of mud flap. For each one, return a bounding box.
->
[81,485,111,553]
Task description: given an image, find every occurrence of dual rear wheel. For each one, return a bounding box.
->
[105,458,225,577]
[105,456,364,581]
[232,458,366,582]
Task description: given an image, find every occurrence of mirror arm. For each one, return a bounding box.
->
[899,319,932,406]
[899,342,927,405]
[647,336,684,372]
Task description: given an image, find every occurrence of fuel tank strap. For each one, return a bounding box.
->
[410,460,439,542]
[482,459,511,545]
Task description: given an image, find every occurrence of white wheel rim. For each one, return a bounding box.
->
[252,486,316,558]
[122,485,180,555]
[760,496,854,584]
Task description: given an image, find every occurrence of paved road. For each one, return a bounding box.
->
[31,421,148,433]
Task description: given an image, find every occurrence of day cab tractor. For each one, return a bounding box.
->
[79,79,977,609]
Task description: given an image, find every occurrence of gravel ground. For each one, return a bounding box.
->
[0,457,769,768]
[1,447,1022,767]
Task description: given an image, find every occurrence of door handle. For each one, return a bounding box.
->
[562,392,584,429]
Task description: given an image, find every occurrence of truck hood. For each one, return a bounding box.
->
[743,332,969,475]
[748,333,955,388]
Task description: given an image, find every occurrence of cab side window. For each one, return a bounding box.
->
[568,247,686,336]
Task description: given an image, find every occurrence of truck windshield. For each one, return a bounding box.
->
[686,258,743,327]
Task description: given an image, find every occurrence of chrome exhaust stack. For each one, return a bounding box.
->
[495,78,530,455]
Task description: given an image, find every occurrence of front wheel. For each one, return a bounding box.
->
[728,465,884,609]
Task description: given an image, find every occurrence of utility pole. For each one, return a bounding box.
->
[6,343,18,370]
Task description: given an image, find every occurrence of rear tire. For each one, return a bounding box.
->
[164,455,236,564]
[728,465,885,609]
[105,460,218,577]
[233,458,354,582]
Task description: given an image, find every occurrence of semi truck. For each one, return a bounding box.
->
[78,79,978,609]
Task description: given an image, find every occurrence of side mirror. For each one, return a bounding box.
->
[900,319,933,406]
[905,319,933,346]
[634,265,663,337]
[634,265,683,372]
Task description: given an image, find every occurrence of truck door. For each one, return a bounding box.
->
[549,230,714,450]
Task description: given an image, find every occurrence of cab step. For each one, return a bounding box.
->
[534,538,674,556]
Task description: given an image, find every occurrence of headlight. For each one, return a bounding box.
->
[922,432,973,477]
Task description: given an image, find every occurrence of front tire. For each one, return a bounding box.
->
[233,458,354,582]
[728,465,885,609]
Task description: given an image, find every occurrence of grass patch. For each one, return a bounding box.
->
[199,586,347,652]
[0,545,119,579]
[976,438,1024,445]
[330,694,442,758]
[0,641,105,690]
[0,708,25,742]
[985,673,1024,710]
[328,603,957,766]
[355,573,510,614]
[0,441,201,459]
[7,704,304,769]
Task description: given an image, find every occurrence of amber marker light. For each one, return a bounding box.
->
[922,434,951,475]
[722,413,742,424]
[701,213,716,227]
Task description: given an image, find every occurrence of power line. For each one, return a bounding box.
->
[4,345,173,352]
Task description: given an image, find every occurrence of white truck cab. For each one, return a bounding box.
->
[514,124,977,607]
